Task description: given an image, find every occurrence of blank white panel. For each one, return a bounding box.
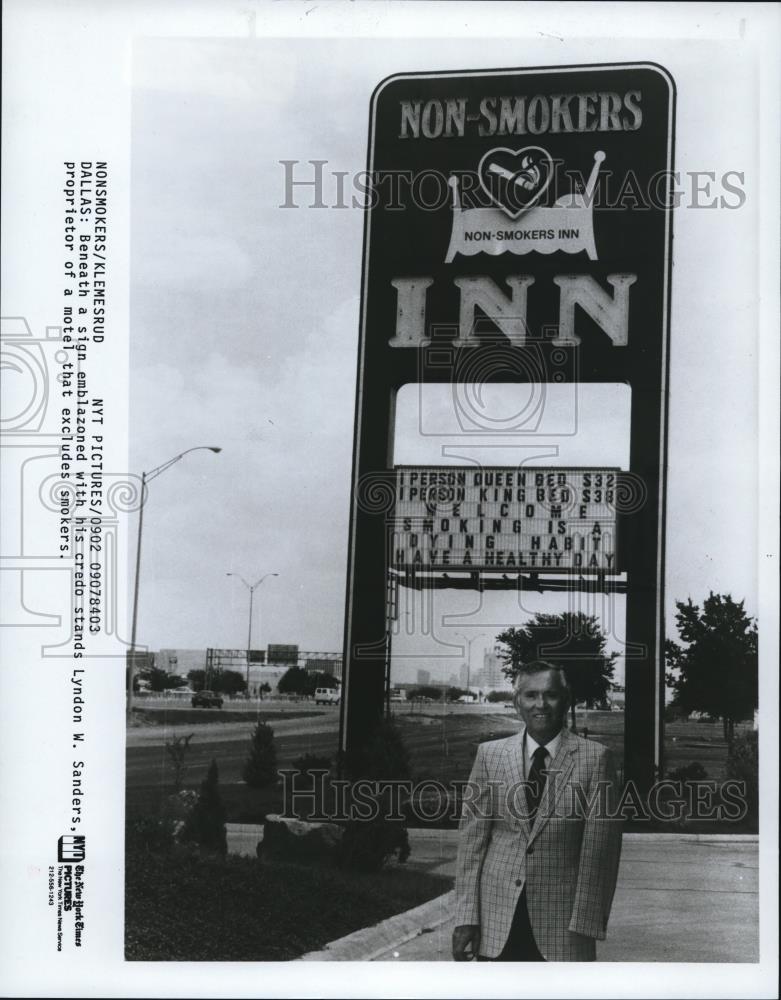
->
[393,382,631,469]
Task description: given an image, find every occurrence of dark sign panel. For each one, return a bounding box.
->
[342,64,675,790]
[267,644,299,665]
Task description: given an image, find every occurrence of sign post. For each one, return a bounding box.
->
[340,63,675,795]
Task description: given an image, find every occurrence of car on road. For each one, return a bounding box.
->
[191,690,223,708]
[314,687,340,706]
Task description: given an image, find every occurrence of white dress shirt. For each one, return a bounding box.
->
[523,727,564,779]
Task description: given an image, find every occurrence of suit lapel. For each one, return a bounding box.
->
[501,729,530,836]
[528,728,576,844]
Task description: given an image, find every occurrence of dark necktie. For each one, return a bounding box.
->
[525,745,548,819]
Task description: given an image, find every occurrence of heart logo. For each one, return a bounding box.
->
[477,146,554,219]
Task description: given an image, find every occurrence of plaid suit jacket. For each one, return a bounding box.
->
[454,726,623,961]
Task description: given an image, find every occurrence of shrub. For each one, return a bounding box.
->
[292,753,332,774]
[243,721,278,789]
[344,716,412,784]
[726,730,758,823]
[164,732,194,793]
[127,815,177,854]
[667,761,709,782]
[283,754,333,821]
[338,816,410,872]
[179,759,227,856]
[664,702,688,722]
[339,718,413,872]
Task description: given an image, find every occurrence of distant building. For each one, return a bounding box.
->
[247,665,290,696]
[417,669,431,686]
[305,656,343,680]
[157,648,251,682]
[475,645,513,692]
[156,648,207,677]
[153,645,344,695]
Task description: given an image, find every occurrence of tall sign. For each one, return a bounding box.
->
[341,64,675,793]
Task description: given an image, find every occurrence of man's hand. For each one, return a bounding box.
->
[452,924,481,961]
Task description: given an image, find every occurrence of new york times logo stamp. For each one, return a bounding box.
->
[49,836,86,950]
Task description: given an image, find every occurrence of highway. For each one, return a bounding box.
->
[127,710,342,790]
[125,702,522,809]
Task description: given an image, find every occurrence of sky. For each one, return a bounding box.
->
[130,36,759,685]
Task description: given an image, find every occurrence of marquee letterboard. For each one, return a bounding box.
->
[392,466,619,573]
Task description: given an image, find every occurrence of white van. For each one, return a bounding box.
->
[314,687,340,705]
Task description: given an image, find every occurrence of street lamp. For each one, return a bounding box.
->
[226,571,279,697]
[455,632,489,699]
[126,446,221,721]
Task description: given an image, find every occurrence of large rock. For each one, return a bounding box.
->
[259,814,343,863]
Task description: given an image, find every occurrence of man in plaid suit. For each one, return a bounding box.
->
[452,660,623,961]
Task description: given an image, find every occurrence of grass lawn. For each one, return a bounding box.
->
[125,848,450,961]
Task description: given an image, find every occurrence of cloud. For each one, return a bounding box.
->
[134,230,254,290]
[134,38,297,107]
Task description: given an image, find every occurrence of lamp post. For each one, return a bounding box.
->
[126,446,221,722]
[455,632,489,700]
[227,571,279,697]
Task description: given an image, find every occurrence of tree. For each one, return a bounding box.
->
[179,759,227,856]
[164,732,194,792]
[496,612,617,731]
[243,721,278,788]
[665,592,757,743]
[214,670,246,696]
[258,682,272,700]
[277,667,310,696]
[144,667,187,692]
[407,685,443,702]
[187,669,208,692]
[447,686,471,702]
[309,672,339,693]
[187,668,246,696]
[277,667,338,697]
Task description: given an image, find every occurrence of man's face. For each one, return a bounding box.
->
[514,669,569,744]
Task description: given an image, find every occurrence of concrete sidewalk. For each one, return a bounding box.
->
[299,831,759,963]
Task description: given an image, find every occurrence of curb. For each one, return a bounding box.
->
[622,833,759,843]
[298,891,455,962]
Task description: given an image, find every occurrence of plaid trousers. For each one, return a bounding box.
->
[454,727,623,961]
